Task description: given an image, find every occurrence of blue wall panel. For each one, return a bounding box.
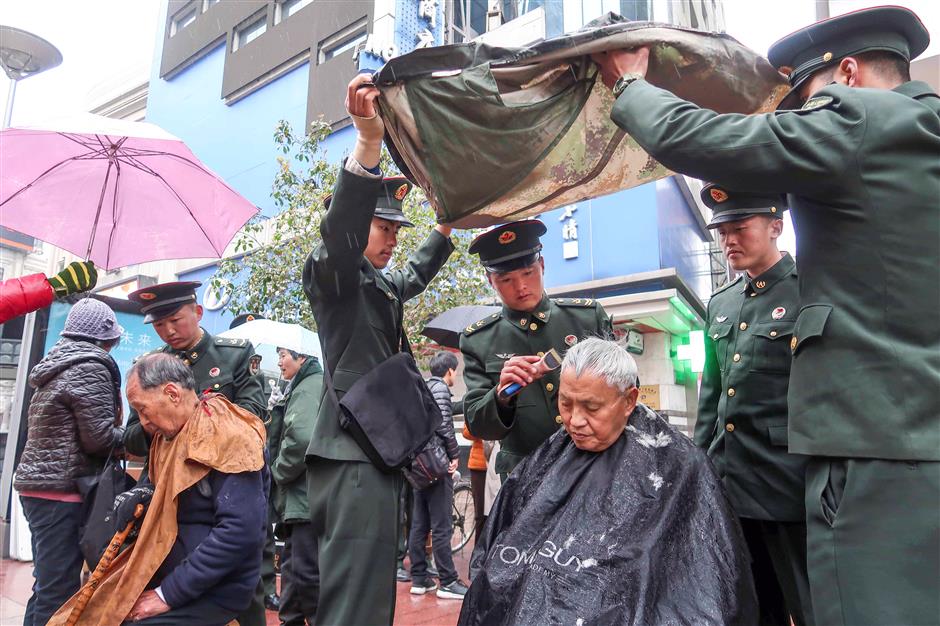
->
[656,177,712,302]
[541,183,661,289]
[147,44,309,216]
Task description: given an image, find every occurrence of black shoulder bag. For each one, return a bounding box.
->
[324,326,443,473]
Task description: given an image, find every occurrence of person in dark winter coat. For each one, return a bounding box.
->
[408,351,469,599]
[14,298,124,626]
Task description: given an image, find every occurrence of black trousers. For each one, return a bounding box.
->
[806,457,940,626]
[739,517,813,626]
[279,521,320,626]
[120,595,236,626]
[409,474,458,585]
[21,497,84,626]
[469,469,487,545]
[396,481,413,567]
[308,458,401,626]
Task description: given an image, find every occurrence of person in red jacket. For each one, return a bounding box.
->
[0,261,97,324]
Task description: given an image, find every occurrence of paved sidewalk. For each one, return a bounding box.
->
[0,545,473,625]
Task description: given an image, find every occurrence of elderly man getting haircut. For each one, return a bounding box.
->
[48,353,268,626]
[458,338,757,625]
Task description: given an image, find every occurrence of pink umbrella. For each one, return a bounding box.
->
[0,113,258,270]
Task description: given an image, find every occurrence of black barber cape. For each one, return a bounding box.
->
[459,403,757,625]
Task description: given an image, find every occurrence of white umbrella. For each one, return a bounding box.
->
[218,319,321,359]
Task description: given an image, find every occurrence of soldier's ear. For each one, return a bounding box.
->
[194,304,204,322]
[769,217,785,239]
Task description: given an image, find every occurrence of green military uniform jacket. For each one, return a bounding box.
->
[302,166,455,463]
[271,358,323,522]
[612,79,940,461]
[123,330,266,456]
[695,253,807,521]
[461,295,612,474]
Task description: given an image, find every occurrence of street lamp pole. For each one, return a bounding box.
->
[0,25,63,127]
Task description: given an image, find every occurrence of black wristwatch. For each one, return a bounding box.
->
[612,72,644,98]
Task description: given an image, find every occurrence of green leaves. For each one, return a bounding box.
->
[212,118,490,363]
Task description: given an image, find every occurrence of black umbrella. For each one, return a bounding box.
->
[421,305,501,349]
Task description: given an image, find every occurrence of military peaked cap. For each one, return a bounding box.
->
[701,184,787,228]
[468,220,547,273]
[229,313,264,329]
[769,5,929,110]
[323,176,415,227]
[128,281,202,323]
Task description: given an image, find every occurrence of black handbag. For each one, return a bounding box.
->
[403,436,451,490]
[325,327,442,473]
[75,454,135,568]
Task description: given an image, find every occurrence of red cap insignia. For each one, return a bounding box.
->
[394,183,409,201]
[498,231,516,245]
[710,188,729,203]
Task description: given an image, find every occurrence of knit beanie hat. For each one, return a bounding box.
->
[61,298,124,342]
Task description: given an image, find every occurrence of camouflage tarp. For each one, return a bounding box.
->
[375,13,788,228]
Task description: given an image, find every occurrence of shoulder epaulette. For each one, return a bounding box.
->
[554,297,596,307]
[215,337,250,348]
[464,312,501,336]
[711,275,743,298]
[132,347,165,364]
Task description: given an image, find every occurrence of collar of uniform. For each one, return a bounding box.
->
[503,294,551,329]
[894,80,938,99]
[742,252,795,295]
[178,329,211,364]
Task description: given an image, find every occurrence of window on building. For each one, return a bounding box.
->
[234,14,267,51]
[448,0,488,42]
[318,23,368,64]
[170,5,198,36]
[203,0,220,12]
[276,0,314,23]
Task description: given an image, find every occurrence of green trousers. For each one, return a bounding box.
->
[806,457,940,626]
[740,517,813,626]
[307,457,402,626]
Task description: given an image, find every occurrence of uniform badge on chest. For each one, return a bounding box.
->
[564,335,578,347]
[771,307,786,320]
[209,367,220,377]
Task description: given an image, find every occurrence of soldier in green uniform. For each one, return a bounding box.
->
[695,185,810,626]
[125,282,268,626]
[592,7,939,625]
[461,220,612,478]
[301,73,454,626]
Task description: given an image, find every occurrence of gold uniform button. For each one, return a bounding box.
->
[770,330,778,337]
[213,383,220,389]
[756,280,766,289]
[733,353,741,362]
[726,423,735,433]
[791,336,798,351]
[554,415,563,424]
[546,383,554,392]
[739,322,748,331]
[183,359,191,366]
[529,323,538,331]
[727,388,736,397]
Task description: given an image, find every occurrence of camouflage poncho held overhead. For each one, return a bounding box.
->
[375,13,788,228]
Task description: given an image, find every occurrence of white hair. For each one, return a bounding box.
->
[561,337,639,393]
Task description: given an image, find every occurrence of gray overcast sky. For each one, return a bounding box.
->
[2,0,937,253]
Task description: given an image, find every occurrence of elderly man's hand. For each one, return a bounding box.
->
[127,590,170,621]
[109,483,154,530]
[591,47,651,90]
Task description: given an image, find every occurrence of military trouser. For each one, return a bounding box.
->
[806,457,940,626]
[740,517,813,626]
[308,457,402,626]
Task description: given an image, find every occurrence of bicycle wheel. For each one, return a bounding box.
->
[451,481,476,552]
